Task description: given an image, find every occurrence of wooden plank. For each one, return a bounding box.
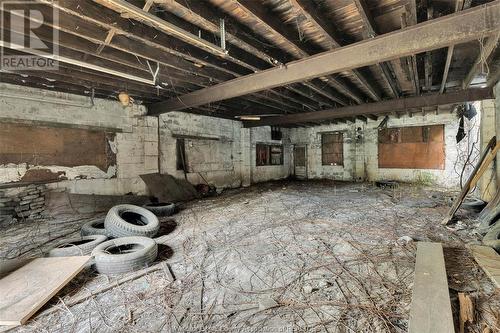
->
[408,242,454,333]
[149,2,500,114]
[470,245,500,288]
[442,137,499,225]
[0,256,90,326]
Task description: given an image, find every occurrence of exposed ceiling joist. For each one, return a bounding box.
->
[352,0,400,98]
[462,33,500,88]
[287,0,381,101]
[93,0,227,56]
[243,88,493,127]
[440,0,472,93]
[148,3,500,115]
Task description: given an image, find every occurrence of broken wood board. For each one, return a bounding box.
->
[408,242,454,333]
[0,256,90,326]
[140,173,199,203]
[470,245,500,288]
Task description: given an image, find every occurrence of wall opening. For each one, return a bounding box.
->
[321,132,344,166]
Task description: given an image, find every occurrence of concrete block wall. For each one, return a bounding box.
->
[289,111,476,187]
[249,126,291,184]
[158,112,244,189]
[0,83,155,196]
[158,112,291,188]
[290,124,355,181]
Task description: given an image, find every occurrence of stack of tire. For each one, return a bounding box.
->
[47,202,175,275]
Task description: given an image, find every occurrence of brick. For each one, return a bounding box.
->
[30,203,44,209]
[15,204,30,212]
[21,194,39,201]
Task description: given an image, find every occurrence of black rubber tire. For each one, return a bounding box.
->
[142,202,175,217]
[461,197,486,212]
[483,222,500,251]
[105,204,160,238]
[81,218,108,236]
[91,236,158,274]
[48,235,108,257]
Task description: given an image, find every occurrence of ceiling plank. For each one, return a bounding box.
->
[244,88,493,127]
[149,3,500,114]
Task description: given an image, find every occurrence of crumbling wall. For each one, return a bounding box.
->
[289,111,474,187]
[0,83,156,196]
[158,112,244,189]
[158,113,291,189]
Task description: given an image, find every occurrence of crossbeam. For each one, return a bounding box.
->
[243,88,493,127]
[149,3,500,115]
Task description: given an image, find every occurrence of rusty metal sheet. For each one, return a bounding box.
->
[378,125,445,169]
[0,123,116,172]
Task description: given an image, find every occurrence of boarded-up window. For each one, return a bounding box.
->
[378,125,445,169]
[0,123,115,172]
[256,144,283,166]
[322,133,343,166]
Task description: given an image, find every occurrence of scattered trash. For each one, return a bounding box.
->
[303,284,313,294]
[375,180,398,188]
[397,236,414,245]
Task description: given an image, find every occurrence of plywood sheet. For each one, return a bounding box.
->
[470,245,500,288]
[378,125,445,169]
[0,256,90,326]
[0,123,116,172]
[408,242,454,333]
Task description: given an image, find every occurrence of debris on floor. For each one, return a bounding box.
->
[1,181,498,332]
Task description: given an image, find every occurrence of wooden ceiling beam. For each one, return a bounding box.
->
[403,0,420,95]
[154,0,329,110]
[243,88,493,127]
[93,0,226,56]
[220,0,367,104]
[462,33,500,89]
[36,1,313,114]
[424,0,434,92]
[439,0,471,93]
[352,0,401,98]
[149,3,500,114]
[287,0,381,102]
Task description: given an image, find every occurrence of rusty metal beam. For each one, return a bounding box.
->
[243,88,493,127]
[149,3,500,114]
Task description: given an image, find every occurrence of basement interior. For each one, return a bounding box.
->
[0,0,499,332]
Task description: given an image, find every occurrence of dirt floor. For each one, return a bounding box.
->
[1,180,499,332]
